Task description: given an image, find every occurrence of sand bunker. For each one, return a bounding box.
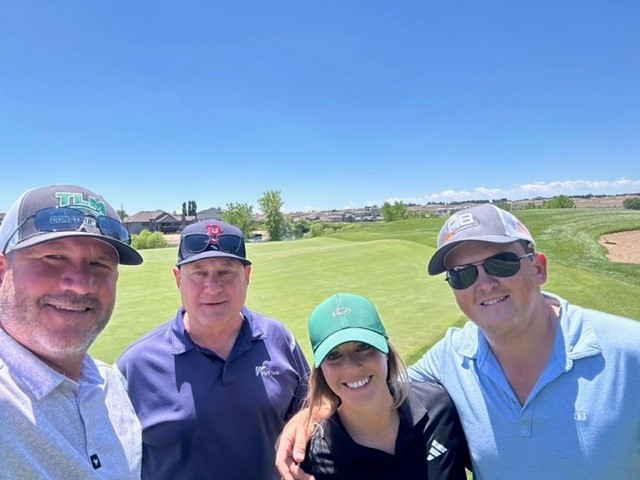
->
[599,230,640,264]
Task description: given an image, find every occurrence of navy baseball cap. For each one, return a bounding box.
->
[308,293,389,367]
[176,220,251,267]
[0,185,143,265]
[428,204,535,275]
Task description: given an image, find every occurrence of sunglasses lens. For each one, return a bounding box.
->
[97,216,132,244]
[34,207,85,231]
[483,252,522,277]
[183,234,211,253]
[216,234,243,254]
[446,252,526,290]
[447,265,479,290]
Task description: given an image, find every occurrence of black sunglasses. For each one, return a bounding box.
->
[445,252,535,290]
[181,233,244,256]
[2,207,131,254]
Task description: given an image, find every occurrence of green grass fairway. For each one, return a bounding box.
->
[90,208,640,364]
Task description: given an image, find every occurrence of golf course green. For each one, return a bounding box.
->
[90,208,640,365]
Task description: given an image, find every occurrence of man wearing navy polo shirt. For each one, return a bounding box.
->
[117,220,309,480]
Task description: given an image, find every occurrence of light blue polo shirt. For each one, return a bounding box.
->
[409,293,640,479]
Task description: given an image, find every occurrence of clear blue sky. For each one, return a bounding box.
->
[1,1,639,214]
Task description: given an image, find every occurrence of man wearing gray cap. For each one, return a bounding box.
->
[0,185,143,479]
[117,219,309,480]
[277,204,640,480]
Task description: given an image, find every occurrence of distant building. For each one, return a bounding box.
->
[124,210,184,234]
[198,207,224,221]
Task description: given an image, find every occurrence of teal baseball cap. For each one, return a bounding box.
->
[308,293,389,367]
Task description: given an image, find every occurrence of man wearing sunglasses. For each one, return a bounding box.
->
[0,185,143,478]
[277,204,640,480]
[117,219,310,480]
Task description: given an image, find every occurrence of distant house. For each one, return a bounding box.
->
[123,210,183,234]
[354,214,382,222]
[198,207,223,221]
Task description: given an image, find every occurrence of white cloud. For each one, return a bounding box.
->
[389,177,640,204]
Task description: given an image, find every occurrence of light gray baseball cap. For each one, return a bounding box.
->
[428,204,535,275]
[0,185,142,265]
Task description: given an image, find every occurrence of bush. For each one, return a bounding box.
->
[622,197,640,210]
[541,195,575,209]
[132,230,168,250]
[310,223,325,237]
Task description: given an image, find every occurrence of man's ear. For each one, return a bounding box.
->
[533,252,548,286]
[244,264,252,286]
[172,266,182,290]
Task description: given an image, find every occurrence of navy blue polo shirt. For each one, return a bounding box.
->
[117,307,309,480]
[300,381,470,479]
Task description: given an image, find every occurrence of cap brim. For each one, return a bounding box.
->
[10,232,143,265]
[176,250,251,267]
[427,235,523,275]
[313,327,389,367]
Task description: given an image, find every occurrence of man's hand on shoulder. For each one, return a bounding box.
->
[275,403,332,480]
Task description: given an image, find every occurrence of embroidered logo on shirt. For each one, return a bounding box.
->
[427,439,448,461]
[255,365,280,377]
[90,454,101,469]
[574,411,587,422]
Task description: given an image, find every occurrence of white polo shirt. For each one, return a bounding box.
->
[0,328,142,479]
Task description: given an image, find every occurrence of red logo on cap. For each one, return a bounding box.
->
[205,224,223,244]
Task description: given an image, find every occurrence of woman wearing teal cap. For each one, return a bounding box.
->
[300,293,469,479]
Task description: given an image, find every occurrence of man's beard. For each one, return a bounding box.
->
[0,273,114,359]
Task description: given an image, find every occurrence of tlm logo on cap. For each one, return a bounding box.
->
[333,307,351,317]
[55,192,106,216]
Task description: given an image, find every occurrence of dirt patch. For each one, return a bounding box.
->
[164,234,181,246]
[599,230,640,264]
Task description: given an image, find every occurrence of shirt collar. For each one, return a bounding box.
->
[456,292,603,368]
[0,328,104,400]
[169,306,266,355]
[318,389,422,463]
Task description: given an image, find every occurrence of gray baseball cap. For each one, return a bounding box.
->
[427,204,535,275]
[0,185,143,265]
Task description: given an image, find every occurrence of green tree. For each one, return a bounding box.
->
[222,202,255,238]
[293,219,310,238]
[622,197,640,210]
[541,195,575,209]
[258,190,286,241]
[380,201,409,221]
[182,202,187,217]
[117,204,128,220]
